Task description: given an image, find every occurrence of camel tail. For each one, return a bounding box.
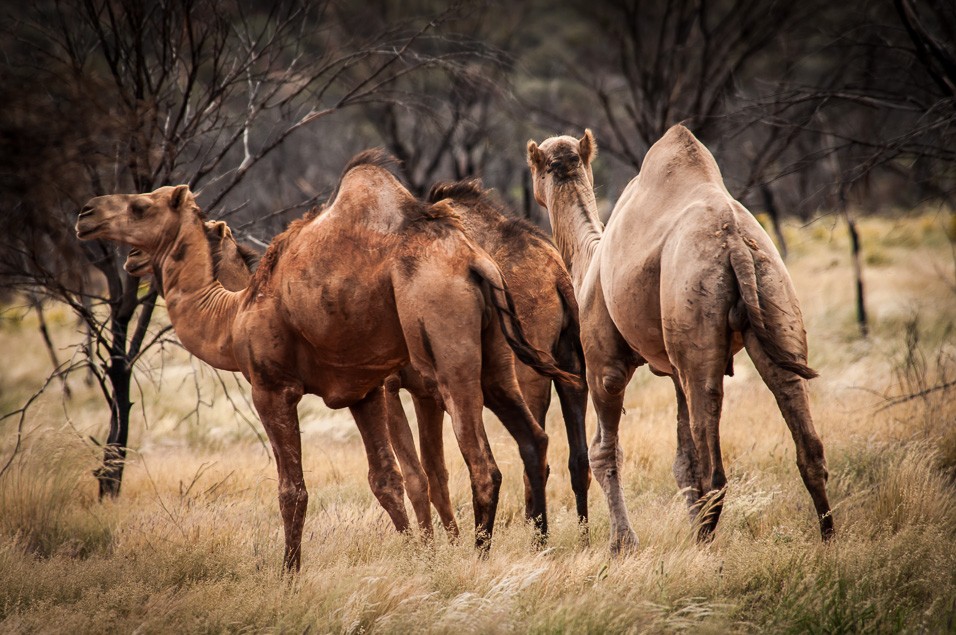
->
[728,238,818,380]
[554,273,586,379]
[469,257,583,388]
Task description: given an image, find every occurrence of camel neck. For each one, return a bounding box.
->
[157,216,243,371]
[546,180,603,292]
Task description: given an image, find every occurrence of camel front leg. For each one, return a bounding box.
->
[350,386,410,534]
[251,383,308,572]
[554,323,591,529]
[588,361,637,554]
[384,375,433,537]
[555,375,591,529]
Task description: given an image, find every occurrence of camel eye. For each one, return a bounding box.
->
[130,201,149,217]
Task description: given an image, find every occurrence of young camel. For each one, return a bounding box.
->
[526,125,834,552]
[77,151,575,570]
[125,219,440,541]
[385,180,591,537]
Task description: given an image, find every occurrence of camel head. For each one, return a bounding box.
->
[123,219,257,291]
[124,248,152,277]
[76,184,199,252]
[122,220,226,277]
[527,130,597,207]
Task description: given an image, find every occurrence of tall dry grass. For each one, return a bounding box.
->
[0,212,954,633]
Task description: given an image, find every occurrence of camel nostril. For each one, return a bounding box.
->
[78,205,94,217]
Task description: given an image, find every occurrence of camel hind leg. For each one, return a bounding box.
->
[743,330,834,540]
[412,392,460,538]
[678,367,728,541]
[349,386,411,535]
[383,376,433,536]
[482,335,550,543]
[670,376,707,520]
[512,364,552,525]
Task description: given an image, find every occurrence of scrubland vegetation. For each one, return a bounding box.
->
[1,212,954,632]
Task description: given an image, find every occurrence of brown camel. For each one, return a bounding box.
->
[385,179,591,537]
[125,220,259,288]
[77,151,575,570]
[126,219,440,542]
[526,125,834,552]
[130,189,591,539]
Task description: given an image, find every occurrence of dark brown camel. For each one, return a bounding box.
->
[77,151,576,570]
[385,179,591,537]
[527,126,833,552]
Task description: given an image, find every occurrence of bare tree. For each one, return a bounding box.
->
[0,0,450,493]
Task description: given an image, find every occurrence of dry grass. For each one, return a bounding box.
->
[1,212,954,633]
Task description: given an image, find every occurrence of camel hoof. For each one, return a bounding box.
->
[691,487,726,542]
[609,529,639,556]
[578,520,590,548]
[820,511,835,542]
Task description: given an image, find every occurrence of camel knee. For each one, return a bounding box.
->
[795,434,828,480]
[569,450,591,489]
[404,466,430,501]
[711,470,727,491]
[471,466,503,507]
[589,444,620,486]
[384,373,402,395]
[278,482,308,522]
[368,463,404,503]
[672,451,697,490]
[598,366,629,396]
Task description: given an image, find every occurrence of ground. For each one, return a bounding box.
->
[0,211,954,633]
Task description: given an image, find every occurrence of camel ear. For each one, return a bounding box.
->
[211,220,227,238]
[579,129,597,165]
[170,185,192,211]
[527,140,545,171]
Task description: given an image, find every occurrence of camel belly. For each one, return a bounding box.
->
[600,251,672,373]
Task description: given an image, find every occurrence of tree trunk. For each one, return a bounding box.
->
[839,184,868,338]
[760,183,789,260]
[95,359,133,498]
[94,266,139,499]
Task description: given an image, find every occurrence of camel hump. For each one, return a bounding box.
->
[728,214,817,379]
[342,148,403,177]
[427,178,484,204]
[469,256,583,388]
[640,124,723,189]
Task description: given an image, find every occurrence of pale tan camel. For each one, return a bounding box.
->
[126,219,440,542]
[526,125,834,551]
[386,179,591,537]
[77,151,575,570]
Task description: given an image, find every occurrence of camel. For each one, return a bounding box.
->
[125,220,259,288]
[130,187,592,539]
[126,219,440,543]
[386,179,590,536]
[77,150,576,570]
[526,125,834,552]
